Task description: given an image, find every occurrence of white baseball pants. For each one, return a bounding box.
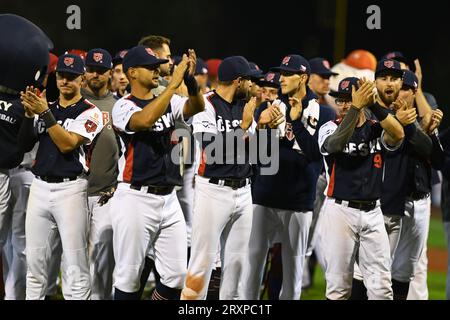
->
[181,176,253,300]
[321,197,392,300]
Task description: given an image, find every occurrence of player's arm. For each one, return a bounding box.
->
[47,124,88,153]
[322,82,374,154]
[20,88,92,153]
[321,107,360,154]
[413,59,433,118]
[182,49,205,119]
[368,102,405,146]
[128,55,189,131]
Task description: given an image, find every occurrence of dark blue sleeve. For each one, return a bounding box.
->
[291,105,335,162]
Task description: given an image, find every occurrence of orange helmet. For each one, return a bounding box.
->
[343,49,377,71]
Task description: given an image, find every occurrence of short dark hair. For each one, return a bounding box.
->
[138,35,171,50]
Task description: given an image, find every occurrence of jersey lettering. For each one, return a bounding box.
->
[217,116,241,132]
[0,100,13,112]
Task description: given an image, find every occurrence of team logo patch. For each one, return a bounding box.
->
[84,119,98,133]
[340,80,350,90]
[285,122,294,141]
[145,48,155,56]
[64,57,74,66]
[322,60,330,69]
[384,60,394,68]
[300,64,307,72]
[93,52,103,62]
[266,73,275,81]
[282,56,291,65]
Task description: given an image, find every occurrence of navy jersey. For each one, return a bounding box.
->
[32,98,103,177]
[112,93,188,186]
[318,118,389,201]
[191,91,255,179]
[0,93,26,168]
[251,90,336,211]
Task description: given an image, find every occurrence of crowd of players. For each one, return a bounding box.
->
[1,26,450,300]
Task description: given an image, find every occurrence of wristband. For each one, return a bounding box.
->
[39,109,57,128]
[368,103,389,121]
[184,73,199,96]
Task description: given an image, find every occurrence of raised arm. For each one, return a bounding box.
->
[128,55,189,131]
[20,87,88,154]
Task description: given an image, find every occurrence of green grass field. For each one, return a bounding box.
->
[301,216,448,300]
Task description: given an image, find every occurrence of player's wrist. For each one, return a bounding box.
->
[39,108,57,128]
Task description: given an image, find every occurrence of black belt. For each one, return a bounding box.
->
[407,191,430,201]
[36,175,78,183]
[208,177,250,190]
[130,184,174,196]
[335,199,377,212]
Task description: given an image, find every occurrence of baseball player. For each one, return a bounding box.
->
[111,50,129,99]
[18,53,103,300]
[110,45,204,300]
[138,35,174,96]
[259,72,281,103]
[181,56,277,300]
[81,48,119,300]
[318,76,406,300]
[0,14,53,300]
[243,54,335,300]
[351,65,443,300]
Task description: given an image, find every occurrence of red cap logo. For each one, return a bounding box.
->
[340,80,350,90]
[93,52,103,62]
[282,56,291,65]
[322,60,330,69]
[384,60,394,68]
[266,73,275,82]
[145,48,155,56]
[64,57,74,67]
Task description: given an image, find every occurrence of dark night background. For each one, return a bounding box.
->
[2,0,449,127]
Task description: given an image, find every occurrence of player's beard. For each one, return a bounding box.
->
[235,85,250,101]
[379,89,399,107]
[87,78,107,93]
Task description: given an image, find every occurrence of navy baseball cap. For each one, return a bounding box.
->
[309,58,338,77]
[271,54,310,75]
[329,77,360,98]
[86,48,112,69]
[112,49,128,66]
[375,59,404,78]
[248,62,264,80]
[56,54,85,75]
[382,51,412,67]
[218,56,252,82]
[122,45,169,73]
[195,58,208,75]
[258,72,281,89]
[402,70,419,91]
